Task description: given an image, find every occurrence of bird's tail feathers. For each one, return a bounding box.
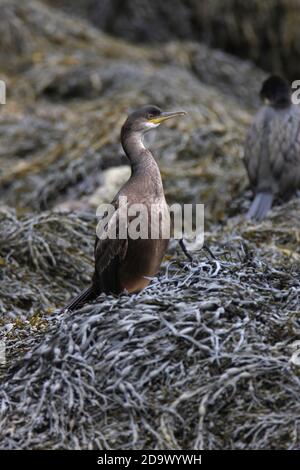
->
[246,192,273,221]
[62,286,97,312]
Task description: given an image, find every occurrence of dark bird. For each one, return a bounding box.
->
[244,75,300,221]
[64,105,186,311]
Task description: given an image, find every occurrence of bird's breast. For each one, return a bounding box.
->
[119,237,169,294]
[118,198,170,293]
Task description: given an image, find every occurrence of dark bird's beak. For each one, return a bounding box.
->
[148,110,187,124]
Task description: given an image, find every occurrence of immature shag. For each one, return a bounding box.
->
[64,105,186,311]
[244,75,300,221]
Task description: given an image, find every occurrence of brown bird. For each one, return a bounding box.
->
[64,105,186,311]
[244,75,300,221]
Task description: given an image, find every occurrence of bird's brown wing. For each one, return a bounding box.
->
[268,106,300,194]
[94,234,128,274]
[93,198,128,292]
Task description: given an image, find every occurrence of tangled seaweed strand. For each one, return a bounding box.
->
[0,0,299,451]
[0,230,299,449]
[0,207,94,320]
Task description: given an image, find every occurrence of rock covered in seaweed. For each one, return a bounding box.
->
[0,0,300,451]
[44,0,300,79]
[0,202,300,449]
[0,0,258,219]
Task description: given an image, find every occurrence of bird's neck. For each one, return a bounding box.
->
[122,131,159,175]
[121,131,164,198]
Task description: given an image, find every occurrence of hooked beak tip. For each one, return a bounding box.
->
[149,110,187,124]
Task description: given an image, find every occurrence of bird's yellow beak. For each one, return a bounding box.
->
[148,110,187,124]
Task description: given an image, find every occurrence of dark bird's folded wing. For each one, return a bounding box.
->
[268,106,300,195]
[244,108,269,189]
[244,105,300,222]
[63,200,129,311]
[93,198,128,293]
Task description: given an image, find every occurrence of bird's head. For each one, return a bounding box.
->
[121,105,186,138]
[260,75,291,107]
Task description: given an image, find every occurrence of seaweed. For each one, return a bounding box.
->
[0,0,299,450]
[0,204,299,449]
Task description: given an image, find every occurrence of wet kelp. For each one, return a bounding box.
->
[0,202,299,449]
[0,0,300,450]
[0,208,94,319]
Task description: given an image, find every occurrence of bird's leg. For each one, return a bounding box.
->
[178,238,193,262]
[178,240,216,262]
[202,243,216,260]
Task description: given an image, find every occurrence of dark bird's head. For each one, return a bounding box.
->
[121,105,186,140]
[260,75,291,107]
